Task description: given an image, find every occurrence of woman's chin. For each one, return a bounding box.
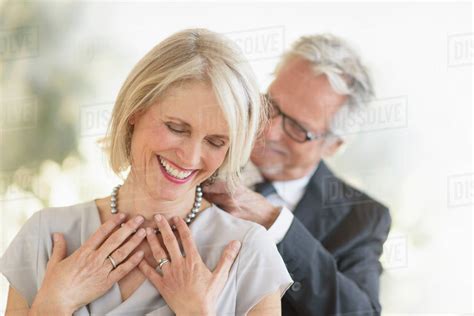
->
[158,193,180,202]
[155,181,197,201]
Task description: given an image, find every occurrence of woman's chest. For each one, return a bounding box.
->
[117,240,158,301]
[118,267,147,301]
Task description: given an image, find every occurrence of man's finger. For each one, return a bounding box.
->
[202,192,230,206]
[201,179,228,194]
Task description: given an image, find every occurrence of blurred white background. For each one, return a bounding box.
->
[0,1,472,314]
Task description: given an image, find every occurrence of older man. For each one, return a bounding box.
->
[204,34,391,315]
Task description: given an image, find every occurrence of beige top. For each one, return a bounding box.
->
[0,200,293,315]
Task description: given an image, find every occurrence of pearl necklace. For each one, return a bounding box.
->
[110,184,203,233]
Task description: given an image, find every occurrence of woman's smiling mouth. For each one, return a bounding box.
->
[157,155,197,183]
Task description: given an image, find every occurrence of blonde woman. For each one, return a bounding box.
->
[0,29,293,315]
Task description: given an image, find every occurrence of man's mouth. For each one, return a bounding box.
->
[259,144,288,157]
[157,155,196,181]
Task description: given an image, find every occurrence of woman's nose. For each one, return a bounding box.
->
[177,140,202,168]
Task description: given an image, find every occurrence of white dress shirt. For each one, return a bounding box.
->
[245,163,319,244]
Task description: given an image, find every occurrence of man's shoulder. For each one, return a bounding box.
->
[321,175,391,231]
[306,163,390,228]
[337,177,388,209]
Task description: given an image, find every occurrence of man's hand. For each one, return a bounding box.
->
[202,180,281,229]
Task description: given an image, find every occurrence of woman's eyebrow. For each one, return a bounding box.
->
[165,116,229,140]
[165,116,191,127]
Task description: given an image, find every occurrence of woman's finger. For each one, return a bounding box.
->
[108,228,146,266]
[213,240,241,282]
[154,214,182,262]
[108,250,144,284]
[83,213,126,250]
[48,233,67,266]
[138,259,162,290]
[146,227,170,271]
[97,215,144,259]
[174,217,199,259]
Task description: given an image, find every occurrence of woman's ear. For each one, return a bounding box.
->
[129,113,137,125]
[129,107,149,126]
[128,109,144,126]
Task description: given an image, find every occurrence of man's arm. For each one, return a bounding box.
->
[278,207,391,316]
[202,180,391,315]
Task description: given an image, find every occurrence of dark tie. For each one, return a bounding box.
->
[254,180,277,197]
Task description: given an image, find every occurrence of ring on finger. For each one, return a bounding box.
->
[157,257,170,270]
[107,255,118,269]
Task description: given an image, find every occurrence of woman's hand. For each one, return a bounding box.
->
[138,214,242,316]
[30,213,147,315]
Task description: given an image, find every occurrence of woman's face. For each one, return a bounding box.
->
[128,81,230,201]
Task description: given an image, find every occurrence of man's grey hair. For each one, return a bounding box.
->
[275,34,374,137]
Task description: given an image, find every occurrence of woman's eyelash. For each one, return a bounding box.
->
[207,139,225,148]
[166,123,225,148]
[166,123,186,134]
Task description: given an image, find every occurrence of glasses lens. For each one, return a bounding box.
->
[283,117,307,142]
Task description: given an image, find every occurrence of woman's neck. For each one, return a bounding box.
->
[111,177,207,227]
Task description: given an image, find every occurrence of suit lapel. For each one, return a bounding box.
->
[293,161,351,241]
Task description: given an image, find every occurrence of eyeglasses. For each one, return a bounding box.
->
[264,93,332,143]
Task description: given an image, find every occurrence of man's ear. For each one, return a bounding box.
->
[321,137,344,157]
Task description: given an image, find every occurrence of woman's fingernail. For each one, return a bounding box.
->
[146,227,153,236]
[137,228,146,237]
[53,233,60,242]
[119,213,126,220]
[233,241,241,250]
[135,216,144,224]
[173,216,179,224]
[154,214,162,222]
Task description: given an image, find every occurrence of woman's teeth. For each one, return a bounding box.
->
[159,156,193,180]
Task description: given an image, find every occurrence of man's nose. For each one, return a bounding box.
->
[265,116,285,141]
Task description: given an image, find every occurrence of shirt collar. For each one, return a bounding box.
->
[272,163,319,205]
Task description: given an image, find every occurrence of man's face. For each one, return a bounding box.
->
[251,57,348,181]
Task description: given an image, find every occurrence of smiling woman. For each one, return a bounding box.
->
[125,81,231,202]
[107,30,263,193]
[0,29,293,316]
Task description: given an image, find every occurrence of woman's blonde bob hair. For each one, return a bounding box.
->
[104,28,265,191]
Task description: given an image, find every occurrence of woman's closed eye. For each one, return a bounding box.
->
[166,123,188,134]
[166,122,227,149]
[206,137,226,148]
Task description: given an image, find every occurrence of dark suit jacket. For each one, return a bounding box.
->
[277,161,391,316]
